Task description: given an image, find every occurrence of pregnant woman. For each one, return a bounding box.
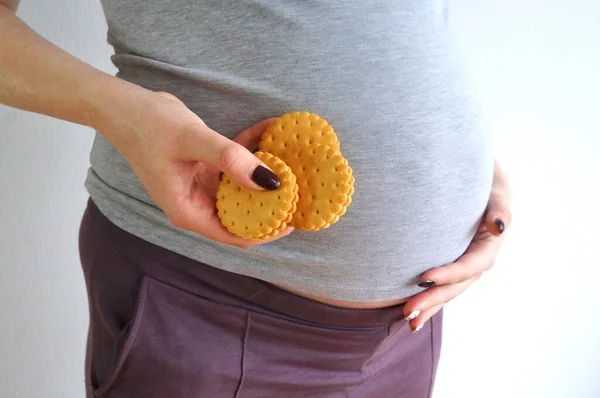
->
[0,1,512,397]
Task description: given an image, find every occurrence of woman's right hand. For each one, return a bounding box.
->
[98,88,291,248]
[0,4,289,247]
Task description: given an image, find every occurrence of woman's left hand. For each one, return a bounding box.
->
[404,160,512,333]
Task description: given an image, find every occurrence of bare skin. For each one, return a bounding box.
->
[0,2,511,320]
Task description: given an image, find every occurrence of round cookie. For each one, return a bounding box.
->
[307,177,354,231]
[259,111,340,158]
[216,152,299,239]
[278,144,354,231]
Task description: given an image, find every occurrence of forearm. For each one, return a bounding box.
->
[0,5,146,133]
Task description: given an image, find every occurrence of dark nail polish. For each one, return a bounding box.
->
[495,218,505,234]
[418,280,436,288]
[252,166,280,190]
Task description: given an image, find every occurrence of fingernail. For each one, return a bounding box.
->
[252,166,280,190]
[412,324,424,334]
[405,310,420,321]
[418,280,436,288]
[495,218,505,234]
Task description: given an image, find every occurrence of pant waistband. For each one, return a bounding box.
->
[85,198,406,329]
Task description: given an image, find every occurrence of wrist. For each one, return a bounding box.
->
[84,73,153,146]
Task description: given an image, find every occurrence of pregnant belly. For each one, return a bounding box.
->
[105,18,494,301]
[251,96,494,302]
[107,62,494,302]
[261,133,493,304]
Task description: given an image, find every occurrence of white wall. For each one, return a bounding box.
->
[0,1,598,397]
[0,1,114,397]
[437,2,600,398]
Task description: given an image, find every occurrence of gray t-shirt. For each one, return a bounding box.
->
[86,0,494,301]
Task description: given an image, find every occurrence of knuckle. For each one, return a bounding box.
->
[432,289,447,304]
[167,212,189,230]
[156,91,180,104]
[444,264,468,284]
[457,266,471,282]
[420,289,438,305]
[480,252,496,270]
[219,143,246,172]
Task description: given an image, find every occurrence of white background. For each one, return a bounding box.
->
[1,1,599,397]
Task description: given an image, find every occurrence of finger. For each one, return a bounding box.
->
[418,238,499,286]
[403,275,479,321]
[182,121,280,191]
[485,194,512,236]
[485,161,512,236]
[409,303,443,334]
[204,216,294,248]
[170,198,294,248]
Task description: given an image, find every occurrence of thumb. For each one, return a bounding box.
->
[233,117,277,152]
[182,119,280,191]
[155,91,185,104]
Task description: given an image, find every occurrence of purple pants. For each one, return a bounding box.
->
[79,199,442,397]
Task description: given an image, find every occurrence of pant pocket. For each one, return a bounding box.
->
[91,275,248,398]
[93,276,151,395]
[237,311,389,397]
